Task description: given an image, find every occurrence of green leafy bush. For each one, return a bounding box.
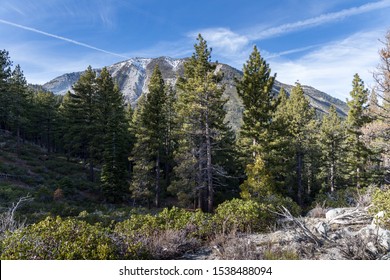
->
[114,207,212,237]
[113,207,213,259]
[370,187,390,229]
[213,197,300,234]
[261,194,301,217]
[0,184,27,203]
[213,198,269,234]
[1,216,116,259]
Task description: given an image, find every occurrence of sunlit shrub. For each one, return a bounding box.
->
[1,216,116,259]
[213,198,269,234]
[370,187,390,229]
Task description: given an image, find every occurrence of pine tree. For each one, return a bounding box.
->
[269,88,295,195]
[274,83,316,206]
[240,155,274,200]
[236,45,277,162]
[318,105,346,193]
[58,91,74,160]
[131,65,169,207]
[96,67,129,202]
[345,74,371,188]
[0,50,12,130]
[170,34,229,212]
[8,65,30,145]
[162,84,177,188]
[65,66,99,181]
[32,91,58,152]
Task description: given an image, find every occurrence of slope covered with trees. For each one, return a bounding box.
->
[1,32,390,260]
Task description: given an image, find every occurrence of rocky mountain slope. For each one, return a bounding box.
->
[42,57,349,131]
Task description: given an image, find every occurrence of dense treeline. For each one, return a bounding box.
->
[1,33,389,213]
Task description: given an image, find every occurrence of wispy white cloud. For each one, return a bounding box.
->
[269,30,385,101]
[186,1,390,69]
[264,44,321,59]
[0,18,130,60]
[187,28,251,66]
[248,0,390,40]
[189,28,249,54]
[4,40,120,84]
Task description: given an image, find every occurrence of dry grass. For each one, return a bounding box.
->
[209,234,299,260]
[140,229,201,259]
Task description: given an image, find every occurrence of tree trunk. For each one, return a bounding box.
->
[206,114,213,213]
[155,152,160,208]
[330,161,335,193]
[297,151,303,207]
[356,166,361,188]
[197,146,205,211]
[252,138,257,159]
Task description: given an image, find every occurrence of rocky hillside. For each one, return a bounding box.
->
[42,57,349,131]
[183,206,390,260]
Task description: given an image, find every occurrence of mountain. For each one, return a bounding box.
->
[42,57,348,131]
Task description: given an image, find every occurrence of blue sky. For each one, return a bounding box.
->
[1,0,390,100]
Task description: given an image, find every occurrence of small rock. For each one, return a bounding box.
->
[325,208,348,221]
[371,211,386,226]
[315,222,328,236]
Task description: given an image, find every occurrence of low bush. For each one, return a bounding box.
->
[112,207,213,259]
[213,197,300,234]
[1,216,117,259]
[213,199,268,234]
[369,187,390,229]
[312,187,360,208]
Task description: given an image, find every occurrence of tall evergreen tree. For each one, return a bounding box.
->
[318,105,346,193]
[8,65,29,144]
[0,50,12,130]
[65,66,99,181]
[32,91,58,152]
[170,34,229,212]
[274,83,316,206]
[345,74,371,188]
[96,67,129,202]
[236,45,277,163]
[130,65,169,207]
[271,88,296,195]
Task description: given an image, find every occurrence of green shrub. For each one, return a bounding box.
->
[370,187,390,229]
[0,184,27,203]
[261,194,301,217]
[312,187,359,208]
[112,207,212,259]
[1,216,116,259]
[213,198,270,234]
[34,185,52,203]
[213,197,300,235]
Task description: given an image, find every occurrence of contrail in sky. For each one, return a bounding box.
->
[249,0,390,40]
[0,18,130,60]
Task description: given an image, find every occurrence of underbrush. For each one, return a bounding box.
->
[0,196,304,260]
